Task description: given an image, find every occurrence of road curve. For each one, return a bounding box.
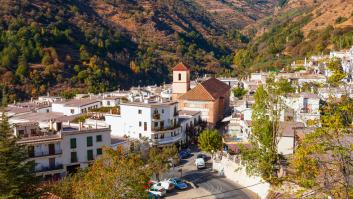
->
[164,151,257,199]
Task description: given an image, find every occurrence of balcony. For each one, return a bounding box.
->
[151,124,180,132]
[151,133,182,145]
[29,150,62,159]
[36,164,64,174]
[152,113,161,121]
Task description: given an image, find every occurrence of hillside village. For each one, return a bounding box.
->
[3,45,353,197]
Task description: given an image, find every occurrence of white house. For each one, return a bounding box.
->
[105,100,183,146]
[101,96,121,107]
[61,125,110,173]
[52,98,102,116]
[283,93,320,125]
[15,121,111,180]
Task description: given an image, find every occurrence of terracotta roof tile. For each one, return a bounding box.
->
[172,63,190,71]
[180,78,230,101]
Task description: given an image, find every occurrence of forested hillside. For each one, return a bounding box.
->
[0,0,278,101]
[2,0,351,101]
[234,0,353,73]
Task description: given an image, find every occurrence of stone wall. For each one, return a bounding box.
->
[212,154,270,199]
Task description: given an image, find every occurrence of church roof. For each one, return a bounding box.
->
[179,78,230,101]
[172,63,190,71]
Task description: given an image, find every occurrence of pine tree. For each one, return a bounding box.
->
[0,113,36,198]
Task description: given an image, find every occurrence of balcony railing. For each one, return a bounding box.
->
[29,150,63,158]
[152,124,180,132]
[151,133,182,145]
[36,164,63,173]
[152,113,161,120]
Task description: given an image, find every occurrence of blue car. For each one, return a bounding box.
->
[148,192,160,199]
[168,178,188,190]
[179,150,191,159]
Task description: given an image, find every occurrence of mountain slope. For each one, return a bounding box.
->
[0,0,281,100]
[193,0,279,29]
[234,0,353,73]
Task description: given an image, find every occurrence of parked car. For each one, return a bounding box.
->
[197,154,207,161]
[156,180,175,192]
[148,191,160,199]
[168,178,188,190]
[195,156,206,169]
[179,150,191,159]
[148,187,166,197]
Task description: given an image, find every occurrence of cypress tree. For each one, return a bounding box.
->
[0,113,36,198]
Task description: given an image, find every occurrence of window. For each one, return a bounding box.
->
[71,152,78,163]
[28,146,34,157]
[70,138,76,149]
[144,122,147,131]
[162,109,164,114]
[160,134,164,139]
[107,101,110,106]
[154,122,158,127]
[97,148,102,155]
[138,109,142,114]
[30,129,36,135]
[87,136,93,147]
[178,73,181,81]
[70,109,75,114]
[87,150,94,161]
[18,130,25,136]
[96,135,102,142]
[139,121,142,127]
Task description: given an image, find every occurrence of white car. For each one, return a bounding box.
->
[158,180,175,192]
[195,157,206,169]
[149,186,166,197]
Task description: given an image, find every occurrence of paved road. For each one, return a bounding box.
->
[162,150,257,199]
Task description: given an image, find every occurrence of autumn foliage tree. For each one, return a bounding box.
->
[292,96,353,198]
[148,145,178,181]
[51,147,151,199]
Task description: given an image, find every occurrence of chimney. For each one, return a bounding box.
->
[49,119,54,130]
[54,121,62,132]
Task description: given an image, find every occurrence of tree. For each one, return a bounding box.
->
[239,76,295,184]
[232,87,247,99]
[148,145,178,181]
[198,129,222,156]
[0,113,36,198]
[327,58,346,87]
[51,147,151,199]
[291,96,353,198]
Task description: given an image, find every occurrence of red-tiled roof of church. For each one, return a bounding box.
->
[172,63,190,71]
[179,77,230,101]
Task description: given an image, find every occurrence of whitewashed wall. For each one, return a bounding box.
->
[213,155,270,199]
